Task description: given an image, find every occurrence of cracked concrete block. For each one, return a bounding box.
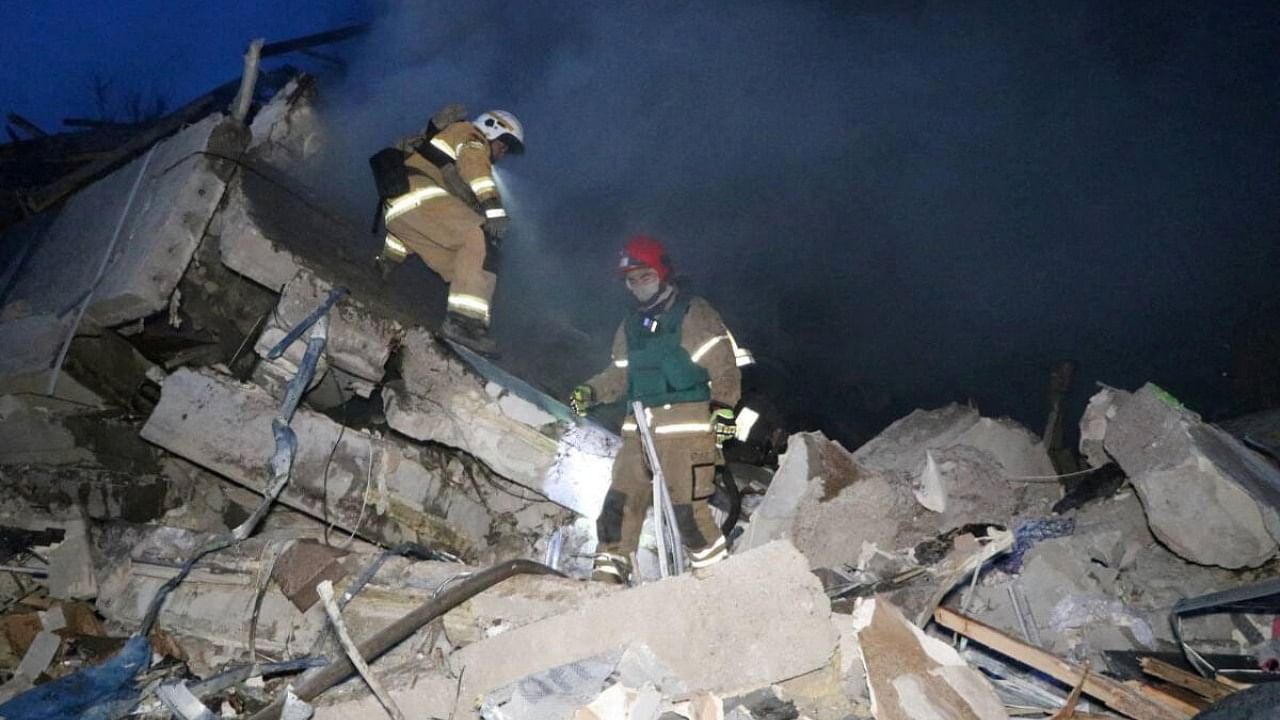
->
[248,76,323,167]
[1105,383,1280,568]
[386,328,620,520]
[451,541,837,713]
[852,597,1004,720]
[2,116,231,333]
[739,432,914,569]
[853,404,980,474]
[953,416,1056,479]
[855,403,1054,480]
[0,395,95,466]
[47,518,97,601]
[216,175,307,292]
[93,524,613,673]
[140,367,492,556]
[253,269,400,383]
[1080,386,1130,469]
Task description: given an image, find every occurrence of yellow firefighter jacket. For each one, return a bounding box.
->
[384,121,505,232]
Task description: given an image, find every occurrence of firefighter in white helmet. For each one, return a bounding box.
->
[372,108,524,355]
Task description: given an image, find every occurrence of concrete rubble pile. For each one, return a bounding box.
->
[2,72,1279,720]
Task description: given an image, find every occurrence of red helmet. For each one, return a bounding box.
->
[617,234,672,282]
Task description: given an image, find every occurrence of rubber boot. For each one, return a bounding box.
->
[441,313,498,358]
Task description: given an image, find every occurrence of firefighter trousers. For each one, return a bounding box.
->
[385,196,496,325]
[595,402,728,570]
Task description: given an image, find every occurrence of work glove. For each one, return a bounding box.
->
[482,215,510,241]
[570,385,595,417]
[711,406,737,446]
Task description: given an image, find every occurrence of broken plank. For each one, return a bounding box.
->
[1139,657,1237,702]
[934,607,1190,720]
[1050,667,1089,720]
[1126,681,1205,716]
[260,24,368,57]
[24,86,222,212]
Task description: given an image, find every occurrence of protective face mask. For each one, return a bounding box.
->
[630,279,661,303]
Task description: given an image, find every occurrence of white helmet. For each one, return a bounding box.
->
[473,110,525,154]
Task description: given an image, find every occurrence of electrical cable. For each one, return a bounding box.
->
[1003,466,1105,483]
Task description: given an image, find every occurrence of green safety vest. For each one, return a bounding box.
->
[624,294,711,406]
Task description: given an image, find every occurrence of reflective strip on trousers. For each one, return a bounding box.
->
[655,422,711,435]
[385,186,450,221]
[613,358,629,368]
[447,293,491,324]
[485,207,507,219]
[688,536,728,568]
[469,176,497,195]
[383,233,409,260]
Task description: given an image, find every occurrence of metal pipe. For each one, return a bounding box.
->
[230,39,266,124]
[247,559,562,720]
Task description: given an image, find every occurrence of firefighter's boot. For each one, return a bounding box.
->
[591,552,632,585]
[441,312,498,358]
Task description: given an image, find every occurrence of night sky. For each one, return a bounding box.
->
[5,2,1280,447]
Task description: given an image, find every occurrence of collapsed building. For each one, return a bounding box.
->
[2,53,1280,720]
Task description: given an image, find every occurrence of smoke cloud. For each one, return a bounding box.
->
[305,1,1280,444]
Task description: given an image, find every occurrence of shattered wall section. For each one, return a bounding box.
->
[254,268,402,389]
[0,115,238,387]
[140,367,496,557]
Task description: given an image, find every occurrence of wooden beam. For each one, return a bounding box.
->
[934,608,1191,720]
[1139,657,1237,702]
[25,88,222,213]
[1051,667,1089,719]
[259,24,367,58]
[62,118,145,130]
[1127,681,1206,716]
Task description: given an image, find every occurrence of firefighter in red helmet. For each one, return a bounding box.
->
[570,235,742,584]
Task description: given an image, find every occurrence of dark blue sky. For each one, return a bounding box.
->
[2,3,363,130]
[5,2,1280,444]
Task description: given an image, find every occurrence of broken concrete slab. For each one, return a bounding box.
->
[1080,386,1129,469]
[385,329,557,481]
[0,395,95,466]
[953,415,1056,480]
[738,432,912,569]
[0,115,235,333]
[46,518,96,601]
[386,328,620,519]
[248,76,323,168]
[851,597,1004,720]
[140,367,494,556]
[253,269,401,384]
[0,315,74,386]
[481,644,684,720]
[854,402,1055,481]
[1104,383,1280,568]
[95,524,614,677]
[450,541,837,715]
[739,432,1022,573]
